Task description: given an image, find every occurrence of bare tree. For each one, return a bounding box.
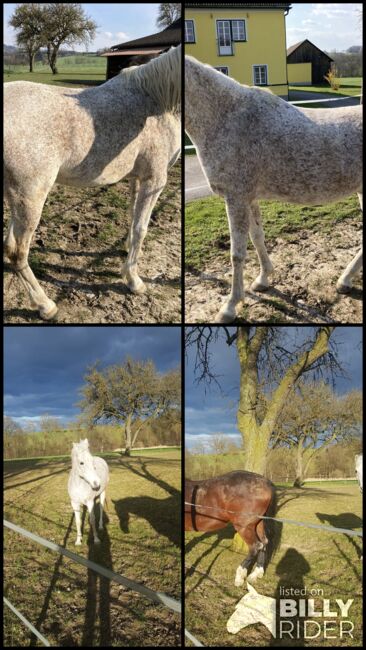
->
[9,3,44,72]
[186,326,344,474]
[272,381,362,486]
[78,357,181,456]
[42,3,96,74]
[156,3,181,28]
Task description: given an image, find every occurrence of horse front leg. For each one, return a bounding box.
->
[336,192,363,293]
[98,490,106,530]
[71,503,83,546]
[4,187,57,320]
[87,500,101,544]
[249,201,274,292]
[124,177,140,252]
[124,174,166,294]
[216,196,249,323]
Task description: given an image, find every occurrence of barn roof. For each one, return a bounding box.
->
[107,17,181,53]
[287,39,334,61]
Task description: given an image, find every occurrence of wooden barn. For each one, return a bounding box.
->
[287,39,334,84]
[101,17,181,79]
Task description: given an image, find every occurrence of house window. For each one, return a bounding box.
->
[217,20,232,55]
[214,66,229,75]
[231,20,246,41]
[216,19,246,55]
[253,65,268,85]
[185,20,195,43]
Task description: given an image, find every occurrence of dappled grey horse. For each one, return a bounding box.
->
[4,46,181,319]
[185,55,362,323]
[355,453,362,492]
[68,439,109,545]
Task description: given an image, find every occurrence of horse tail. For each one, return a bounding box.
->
[264,482,282,568]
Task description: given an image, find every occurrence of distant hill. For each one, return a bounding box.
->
[4,44,19,53]
[4,43,96,57]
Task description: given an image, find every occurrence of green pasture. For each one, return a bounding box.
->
[289,78,362,97]
[185,195,360,271]
[185,481,362,647]
[4,449,181,646]
[3,55,106,86]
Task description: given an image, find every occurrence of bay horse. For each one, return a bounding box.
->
[185,55,362,323]
[4,46,181,319]
[185,470,279,586]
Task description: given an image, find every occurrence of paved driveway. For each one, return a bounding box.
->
[289,90,361,107]
[185,155,213,203]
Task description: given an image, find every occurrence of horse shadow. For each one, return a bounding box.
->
[185,527,235,597]
[113,494,181,549]
[316,512,363,559]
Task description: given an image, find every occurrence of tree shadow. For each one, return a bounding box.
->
[113,494,181,549]
[316,512,363,561]
[185,527,235,597]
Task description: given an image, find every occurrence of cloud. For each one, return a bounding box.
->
[115,32,130,42]
[311,3,358,17]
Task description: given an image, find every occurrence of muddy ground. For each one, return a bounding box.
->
[4,163,181,323]
[185,220,362,323]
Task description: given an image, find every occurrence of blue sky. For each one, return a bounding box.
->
[286,3,362,50]
[3,3,166,51]
[185,327,362,451]
[4,326,181,429]
[3,4,361,52]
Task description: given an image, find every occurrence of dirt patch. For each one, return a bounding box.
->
[185,220,362,323]
[4,163,181,323]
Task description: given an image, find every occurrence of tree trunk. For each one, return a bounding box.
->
[123,413,133,456]
[293,437,304,487]
[29,52,34,73]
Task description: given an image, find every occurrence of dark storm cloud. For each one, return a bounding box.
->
[4,326,181,422]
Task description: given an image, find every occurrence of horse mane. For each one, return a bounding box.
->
[121,45,181,114]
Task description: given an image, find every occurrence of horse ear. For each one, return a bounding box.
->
[247,582,256,595]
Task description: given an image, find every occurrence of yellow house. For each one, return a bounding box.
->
[185,2,291,99]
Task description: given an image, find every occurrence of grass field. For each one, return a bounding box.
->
[185,482,362,647]
[4,55,106,86]
[185,195,360,271]
[4,449,181,646]
[289,78,362,97]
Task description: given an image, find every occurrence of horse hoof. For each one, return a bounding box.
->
[75,540,82,546]
[336,282,352,294]
[247,567,264,583]
[234,566,247,587]
[215,307,236,324]
[40,303,58,320]
[251,280,269,292]
[128,278,146,294]
[94,538,101,544]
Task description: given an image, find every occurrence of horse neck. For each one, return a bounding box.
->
[185,59,223,144]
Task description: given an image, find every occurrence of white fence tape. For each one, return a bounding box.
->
[4,519,181,614]
[4,597,51,646]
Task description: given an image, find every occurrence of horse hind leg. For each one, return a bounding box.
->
[249,201,274,292]
[216,195,249,323]
[4,187,57,319]
[246,519,269,583]
[336,192,363,293]
[124,177,140,252]
[87,500,100,544]
[123,174,166,294]
[233,523,263,587]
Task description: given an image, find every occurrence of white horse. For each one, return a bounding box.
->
[355,453,362,492]
[4,46,181,319]
[185,55,362,323]
[68,439,109,545]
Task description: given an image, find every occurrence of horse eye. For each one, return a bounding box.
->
[80,462,84,465]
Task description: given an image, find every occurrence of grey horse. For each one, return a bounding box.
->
[68,439,109,545]
[4,46,181,319]
[185,55,362,323]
